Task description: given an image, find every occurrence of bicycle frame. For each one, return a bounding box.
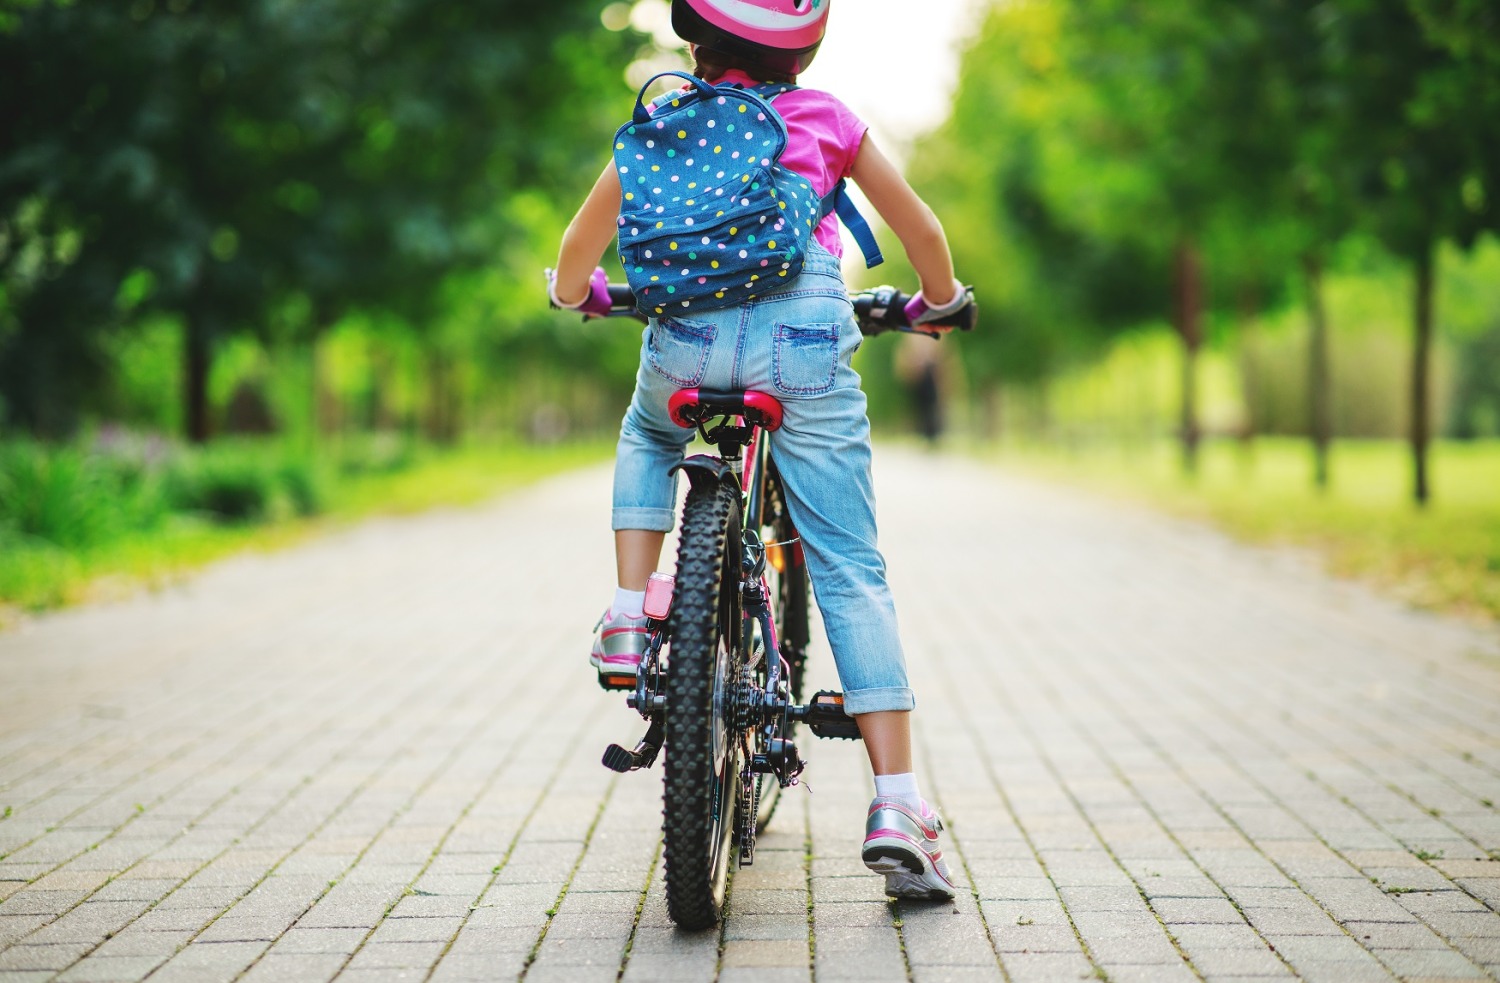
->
[603,388,858,775]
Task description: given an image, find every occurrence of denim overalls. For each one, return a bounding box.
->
[611,240,912,714]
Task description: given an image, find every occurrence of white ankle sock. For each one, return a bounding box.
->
[612,587,646,619]
[873,772,923,812]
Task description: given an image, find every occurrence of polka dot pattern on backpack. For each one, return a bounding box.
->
[614,72,822,317]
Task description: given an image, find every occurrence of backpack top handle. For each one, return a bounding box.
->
[632,71,721,124]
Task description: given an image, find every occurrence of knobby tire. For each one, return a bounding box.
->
[663,477,743,930]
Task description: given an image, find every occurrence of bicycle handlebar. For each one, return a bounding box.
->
[589,282,976,339]
[849,285,978,337]
[606,284,637,311]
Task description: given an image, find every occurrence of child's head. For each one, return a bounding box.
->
[672,0,829,82]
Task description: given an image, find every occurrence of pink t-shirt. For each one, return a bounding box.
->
[666,70,868,258]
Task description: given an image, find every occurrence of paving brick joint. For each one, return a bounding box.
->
[1,450,1498,982]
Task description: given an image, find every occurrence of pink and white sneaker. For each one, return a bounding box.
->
[862,797,959,900]
[589,609,650,686]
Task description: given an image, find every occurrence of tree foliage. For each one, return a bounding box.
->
[0,0,635,437]
[915,0,1498,496]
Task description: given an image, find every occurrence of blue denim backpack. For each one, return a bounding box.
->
[614,71,882,318]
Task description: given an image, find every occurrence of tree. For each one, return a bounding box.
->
[907,1,1168,439]
[919,0,1322,469]
[1316,0,1500,504]
[912,0,1498,503]
[0,0,635,440]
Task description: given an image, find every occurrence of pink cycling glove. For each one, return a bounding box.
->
[903,278,970,326]
[548,267,612,316]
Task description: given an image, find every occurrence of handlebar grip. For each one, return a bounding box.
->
[607,284,636,309]
[851,286,911,336]
[927,294,978,332]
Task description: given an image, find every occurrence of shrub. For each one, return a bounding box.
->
[277,456,327,517]
[165,448,275,522]
[337,434,418,477]
[0,441,121,548]
[163,442,329,522]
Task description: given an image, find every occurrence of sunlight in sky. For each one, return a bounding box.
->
[802,0,987,277]
[799,0,985,158]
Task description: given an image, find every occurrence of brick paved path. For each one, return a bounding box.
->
[2,449,1500,983]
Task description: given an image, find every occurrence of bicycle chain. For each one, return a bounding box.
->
[735,665,761,862]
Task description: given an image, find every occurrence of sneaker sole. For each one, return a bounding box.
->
[590,654,640,691]
[862,845,956,901]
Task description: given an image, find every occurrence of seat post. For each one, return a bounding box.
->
[720,440,745,475]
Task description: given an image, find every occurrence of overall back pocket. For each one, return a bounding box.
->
[772,322,839,396]
[646,316,716,387]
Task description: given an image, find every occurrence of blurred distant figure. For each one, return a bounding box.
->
[895,332,946,446]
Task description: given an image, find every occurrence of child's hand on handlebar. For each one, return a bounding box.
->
[850,283,977,338]
[546,266,615,318]
[904,278,974,335]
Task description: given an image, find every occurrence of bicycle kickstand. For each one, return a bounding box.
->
[602,716,666,773]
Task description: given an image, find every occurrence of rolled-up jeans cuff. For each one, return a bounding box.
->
[841,687,916,715]
[613,506,676,533]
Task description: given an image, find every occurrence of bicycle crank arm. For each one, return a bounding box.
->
[602,716,666,773]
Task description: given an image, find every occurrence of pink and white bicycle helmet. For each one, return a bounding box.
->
[672,0,830,76]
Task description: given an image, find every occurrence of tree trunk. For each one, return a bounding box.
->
[1173,239,1204,474]
[1234,281,1260,480]
[425,350,457,444]
[313,337,340,436]
[1412,242,1435,506]
[979,382,1003,442]
[1236,281,1260,443]
[371,347,397,431]
[1303,254,1333,491]
[184,313,212,444]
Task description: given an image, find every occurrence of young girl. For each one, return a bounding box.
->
[548,0,972,900]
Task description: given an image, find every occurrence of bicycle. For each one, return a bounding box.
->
[570,280,975,930]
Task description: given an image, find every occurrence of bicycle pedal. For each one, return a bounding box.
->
[602,744,638,773]
[601,717,664,774]
[805,690,864,740]
[598,673,637,691]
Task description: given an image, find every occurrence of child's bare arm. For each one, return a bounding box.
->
[553,162,623,305]
[848,136,958,306]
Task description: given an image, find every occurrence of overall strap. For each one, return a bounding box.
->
[736,82,883,269]
[820,179,884,269]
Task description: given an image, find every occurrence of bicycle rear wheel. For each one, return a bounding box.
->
[663,477,744,930]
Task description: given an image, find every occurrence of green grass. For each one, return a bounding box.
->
[990,437,1500,623]
[327,442,606,518]
[0,439,609,621]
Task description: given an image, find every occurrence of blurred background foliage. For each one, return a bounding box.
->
[0,0,1498,614]
[900,0,1500,497]
[1,0,645,445]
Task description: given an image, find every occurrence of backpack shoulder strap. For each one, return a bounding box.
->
[724,83,883,268]
[749,82,799,101]
[820,179,884,269]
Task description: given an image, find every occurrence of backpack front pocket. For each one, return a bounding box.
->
[772,322,840,396]
[646,316,717,387]
[618,162,810,316]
